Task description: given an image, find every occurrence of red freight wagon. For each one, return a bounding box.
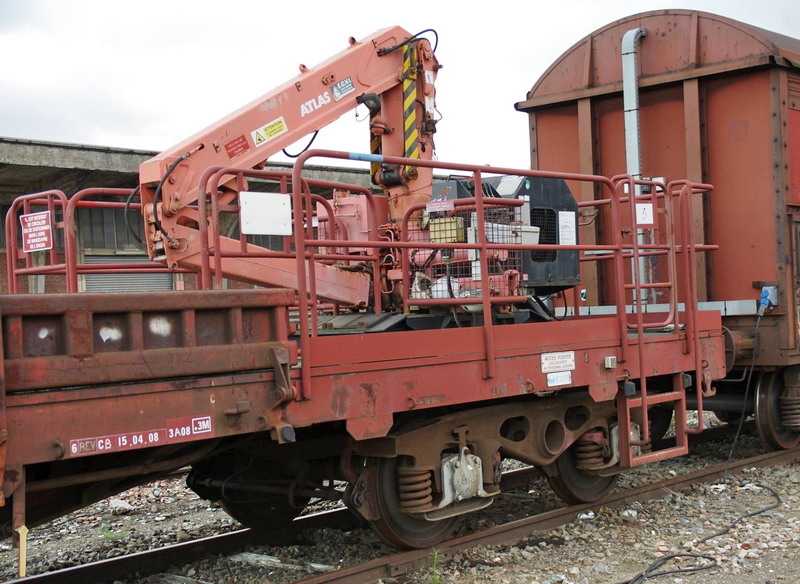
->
[2,18,790,573]
[517,9,800,450]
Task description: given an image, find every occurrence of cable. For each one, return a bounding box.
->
[618,553,718,584]
[123,186,144,245]
[419,248,439,271]
[378,29,439,55]
[618,479,781,583]
[282,130,319,158]
[152,148,199,244]
[695,482,782,546]
[723,311,764,482]
[551,291,567,321]
[618,480,782,584]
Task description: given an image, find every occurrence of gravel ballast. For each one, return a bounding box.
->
[0,427,797,584]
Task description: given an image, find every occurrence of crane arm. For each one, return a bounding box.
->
[137,27,439,305]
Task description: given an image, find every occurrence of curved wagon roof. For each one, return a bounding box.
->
[517,9,800,110]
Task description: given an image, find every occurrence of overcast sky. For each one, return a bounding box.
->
[1,0,797,170]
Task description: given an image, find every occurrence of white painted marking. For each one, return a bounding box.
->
[99,327,123,342]
[148,317,172,337]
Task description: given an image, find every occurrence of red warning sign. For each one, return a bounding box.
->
[20,211,53,253]
[224,135,250,159]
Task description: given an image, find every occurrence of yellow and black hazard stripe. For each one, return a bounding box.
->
[402,44,419,177]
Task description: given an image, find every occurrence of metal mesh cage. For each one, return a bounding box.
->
[407,206,524,300]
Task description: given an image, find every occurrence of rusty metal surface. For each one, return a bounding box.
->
[0,288,294,315]
[291,313,722,441]
[1,310,723,468]
[518,10,800,110]
[5,371,273,466]
[521,10,800,369]
[1,288,294,391]
[1,146,727,550]
[0,170,726,562]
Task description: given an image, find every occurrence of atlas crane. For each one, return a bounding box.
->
[138,27,440,306]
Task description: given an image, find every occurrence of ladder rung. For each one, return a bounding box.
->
[624,390,684,409]
[629,444,689,466]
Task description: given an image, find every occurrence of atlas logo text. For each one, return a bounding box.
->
[300,92,331,117]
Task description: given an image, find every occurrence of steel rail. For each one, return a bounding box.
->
[6,425,785,584]
[6,507,362,584]
[295,446,800,584]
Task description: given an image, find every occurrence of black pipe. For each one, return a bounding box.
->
[684,393,754,413]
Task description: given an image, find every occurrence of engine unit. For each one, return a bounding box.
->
[432,175,580,295]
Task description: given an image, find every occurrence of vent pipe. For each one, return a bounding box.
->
[622,28,649,302]
[622,28,647,180]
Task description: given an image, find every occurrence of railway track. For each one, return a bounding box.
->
[294,447,800,584]
[8,424,798,584]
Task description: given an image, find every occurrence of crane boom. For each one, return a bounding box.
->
[137,27,440,304]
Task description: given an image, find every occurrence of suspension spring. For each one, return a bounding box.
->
[574,439,604,470]
[397,467,433,513]
[779,394,800,430]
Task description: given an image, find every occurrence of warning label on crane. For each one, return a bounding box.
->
[20,211,53,253]
[224,135,250,159]
[251,116,288,147]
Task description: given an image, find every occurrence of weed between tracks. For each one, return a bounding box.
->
[429,549,443,584]
[100,523,126,542]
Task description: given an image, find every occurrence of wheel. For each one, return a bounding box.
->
[754,370,800,450]
[545,444,618,504]
[366,457,460,549]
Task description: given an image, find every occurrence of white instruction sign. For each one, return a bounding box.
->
[547,371,573,387]
[558,211,576,245]
[541,351,576,373]
[239,192,292,235]
[636,203,654,225]
[426,199,455,213]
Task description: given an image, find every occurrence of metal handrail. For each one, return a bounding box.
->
[5,190,74,293]
[3,153,716,430]
[289,149,626,400]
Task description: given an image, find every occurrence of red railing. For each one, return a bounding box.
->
[4,153,716,465]
[196,168,384,310]
[5,190,74,293]
[4,188,186,293]
[283,150,714,407]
